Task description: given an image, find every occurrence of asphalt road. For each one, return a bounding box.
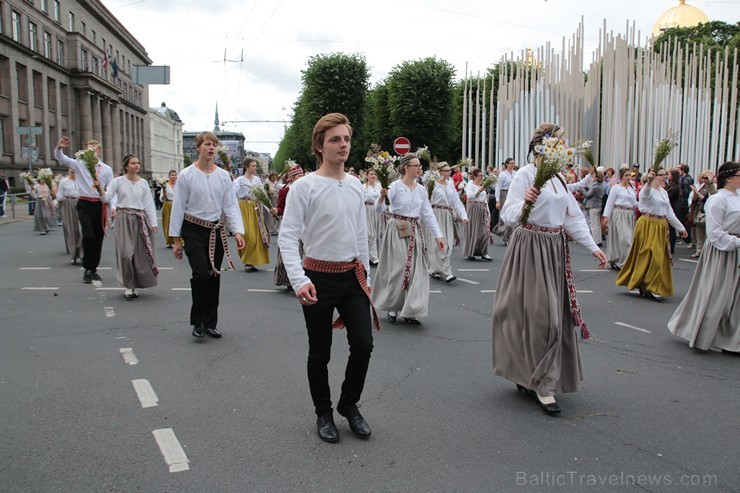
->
[0,215,738,493]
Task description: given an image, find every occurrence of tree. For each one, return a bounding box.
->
[362,83,393,156]
[653,21,740,55]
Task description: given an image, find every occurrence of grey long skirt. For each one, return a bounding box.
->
[463,201,490,257]
[426,208,454,278]
[607,208,635,268]
[273,241,303,288]
[493,189,512,241]
[61,199,82,260]
[371,217,430,318]
[33,199,54,233]
[114,211,158,289]
[365,204,381,264]
[667,242,739,351]
[492,226,584,396]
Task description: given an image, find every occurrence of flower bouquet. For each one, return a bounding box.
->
[519,134,575,226]
[19,172,37,188]
[578,140,595,168]
[216,146,230,166]
[250,184,277,217]
[416,146,432,165]
[651,135,678,173]
[424,169,441,200]
[37,168,54,189]
[365,144,397,205]
[74,148,98,179]
[476,174,498,197]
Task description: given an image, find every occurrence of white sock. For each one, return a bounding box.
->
[537,394,556,405]
[125,288,133,296]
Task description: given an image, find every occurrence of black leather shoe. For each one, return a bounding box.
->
[204,327,222,338]
[83,270,93,283]
[387,312,397,323]
[317,413,339,442]
[338,406,371,438]
[192,325,205,338]
[481,255,493,262]
[445,275,457,283]
[403,317,422,325]
[91,272,102,282]
[536,395,561,414]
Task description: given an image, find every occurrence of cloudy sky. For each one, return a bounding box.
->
[100,0,739,156]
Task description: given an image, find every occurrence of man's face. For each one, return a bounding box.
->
[198,139,218,160]
[317,124,351,166]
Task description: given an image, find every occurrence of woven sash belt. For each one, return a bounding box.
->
[117,208,159,276]
[389,213,427,290]
[183,213,235,276]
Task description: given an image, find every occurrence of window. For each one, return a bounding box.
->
[92,57,98,75]
[16,63,28,102]
[56,39,64,64]
[53,1,60,22]
[91,30,96,43]
[0,56,9,96]
[41,0,48,14]
[47,77,57,113]
[80,21,85,37]
[11,11,21,42]
[0,119,4,155]
[33,71,43,109]
[43,31,51,58]
[29,22,38,52]
[81,49,88,71]
[60,83,69,116]
[68,11,74,32]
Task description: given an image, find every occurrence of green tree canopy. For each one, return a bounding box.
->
[653,21,740,54]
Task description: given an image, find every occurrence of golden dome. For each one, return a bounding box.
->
[652,0,709,38]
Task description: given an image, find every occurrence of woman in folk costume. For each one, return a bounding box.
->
[363,168,383,265]
[160,169,177,248]
[32,179,55,235]
[264,171,280,236]
[273,164,304,288]
[616,168,687,301]
[464,167,494,261]
[372,153,445,325]
[668,161,739,353]
[493,158,516,243]
[99,154,158,299]
[492,123,607,414]
[56,167,83,264]
[426,162,468,283]
[687,170,717,258]
[602,168,637,270]
[234,157,270,272]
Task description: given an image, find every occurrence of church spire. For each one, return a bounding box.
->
[214,103,220,132]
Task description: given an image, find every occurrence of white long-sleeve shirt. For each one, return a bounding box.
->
[431,180,467,220]
[465,180,487,203]
[233,175,262,200]
[500,164,599,252]
[638,185,686,232]
[704,188,740,252]
[103,176,157,227]
[495,169,514,201]
[602,184,638,218]
[375,180,443,238]
[169,164,244,237]
[53,148,114,198]
[162,183,174,201]
[364,182,381,203]
[278,173,370,292]
[56,177,80,201]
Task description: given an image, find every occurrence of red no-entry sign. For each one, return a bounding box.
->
[393,137,411,155]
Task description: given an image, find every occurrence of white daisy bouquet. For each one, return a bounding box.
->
[37,168,54,189]
[365,144,397,205]
[216,145,230,165]
[250,184,276,217]
[651,135,678,173]
[19,172,37,188]
[74,148,98,178]
[577,140,595,168]
[416,146,432,165]
[477,174,498,197]
[424,169,441,200]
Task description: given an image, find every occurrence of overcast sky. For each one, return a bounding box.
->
[100,0,739,156]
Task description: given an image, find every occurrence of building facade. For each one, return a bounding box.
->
[183,130,246,174]
[149,102,183,179]
[0,0,151,186]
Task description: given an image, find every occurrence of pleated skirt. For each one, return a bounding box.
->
[238,200,270,266]
[607,208,635,268]
[33,199,54,232]
[273,241,303,288]
[371,217,430,318]
[464,202,490,257]
[114,211,158,289]
[365,204,381,264]
[425,208,454,278]
[161,201,174,246]
[61,199,82,259]
[493,189,512,241]
[491,226,584,395]
[667,243,739,351]
[616,216,673,297]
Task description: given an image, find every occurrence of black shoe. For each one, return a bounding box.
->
[338,405,371,438]
[244,265,258,272]
[91,272,102,282]
[387,312,397,323]
[192,325,205,338]
[403,317,422,325]
[466,256,475,260]
[536,395,561,414]
[445,275,457,283]
[317,412,339,442]
[83,270,93,283]
[369,260,378,266]
[481,255,493,262]
[204,327,222,338]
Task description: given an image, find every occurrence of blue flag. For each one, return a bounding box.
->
[112,58,118,78]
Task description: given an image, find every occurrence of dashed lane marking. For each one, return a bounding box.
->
[679,259,698,264]
[456,277,480,285]
[132,379,159,408]
[21,287,59,290]
[247,289,285,293]
[119,348,139,365]
[430,290,442,293]
[614,322,652,334]
[96,287,124,291]
[580,269,609,272]
[104,307,115,318]
[457,268,490,272]
[171,288,192,291]
[152,428,190,473]
[19,267,52,270]
[481,290,496,293]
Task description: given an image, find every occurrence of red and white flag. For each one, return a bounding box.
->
[102,51,109,70]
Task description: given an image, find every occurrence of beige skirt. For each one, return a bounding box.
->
[607,208,635,268]
[114,210,158,289]
[667,242,739,351]
[464,201,490,257]
[491,226,584,395]
[493,189,512,241]
[60,199,82,260]
[365,204,381,264]
[425,208,454,278]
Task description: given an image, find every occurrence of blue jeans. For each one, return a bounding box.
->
[27,196,35,215]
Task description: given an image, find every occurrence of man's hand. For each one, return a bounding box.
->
[57,136,70,149]
[593,249,608,269]
[173,238,183,260]
[234,233,245,250]
[435,237,445,251]
[296,283,318,306]
[152,226,158,234]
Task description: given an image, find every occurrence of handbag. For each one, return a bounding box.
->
[395,220,411,239]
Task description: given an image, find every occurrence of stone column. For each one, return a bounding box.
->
[111,104,122,175]
[91,96,102,142]
[102,101,113,165]
[79,91,93,145]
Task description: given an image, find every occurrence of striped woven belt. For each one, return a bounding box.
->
[117,208,159,276]
[642,213,666,220]
[389,213,427,290]
[364,201,375,205]
[615,205,634,210]
[183,213,235,276]
[432,205,452,211]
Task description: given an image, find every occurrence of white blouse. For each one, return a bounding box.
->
[162,183,175,201]
[53,148,114,199]
[233,175,263,200]
[364,182,381,204]
[500,164,598,252]
[495,170,514,200]
[278,173,370,292]
[704,189,740,251]
[376,180,443,238]
[602,184,638,218]
[638,185,685,231]
[169,164,244,237]
[56,177,80,201]
[465,180,487,203]
[103,177,157,227]
[431,180,468,220]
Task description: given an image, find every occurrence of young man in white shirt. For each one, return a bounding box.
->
[279,113,377,443]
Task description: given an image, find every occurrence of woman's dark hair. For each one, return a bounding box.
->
[717,161,740,188]
[527,123,561,162]
[122,154,136,172]
[503,158,514,166]
[667,169,680,192]
[241,157,257,172]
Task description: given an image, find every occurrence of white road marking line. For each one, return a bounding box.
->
[80,267,112,270]
[576,290,593,293]
[481,290,496,293]
[21,287,59,290]
[152,428,190,473]
[104,307,115,318]
[115,336,127,340]
[614,322,652,334]
[679,258,699,264]
[580,269,608,272]
[456,277,480,285]
[430,290,442,293]
[96,287,124,291]
[457,268,490,272]
[132,379,159,408]
[171,288,192,291]
[119,348,139,365]
[157,267,173,270]
[247,289,285,293]
[19,267,52,270]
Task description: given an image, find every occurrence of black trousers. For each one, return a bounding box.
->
[76,199,105,272]
[302,269,373,416]
[678,205,692,243]
[181,220,225,329]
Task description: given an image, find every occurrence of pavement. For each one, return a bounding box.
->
[0,215,738,493]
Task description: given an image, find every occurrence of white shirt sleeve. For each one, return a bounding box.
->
[419,191,443,238]
[500,168,530,228]
[221,175,244,234]
[143,183,157,227]
[278,184,311,292]
[603,186,618,218]
[705,194,740,251]
[169,173,187,237]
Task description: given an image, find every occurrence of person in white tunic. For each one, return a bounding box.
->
[492,123,608,415]
[464,168,493,261]
[373,153,445,325]
[170,132,245,339]
[602,168,638,270]
[363,169,382,265]
[279,113,377,443]
[99,155,158,299]
[160,169,177,248]
[668,161,739,353]
[233,158,270,271]
[56,168,83,264]
[426,162,468,283]
[493,158,516,242]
